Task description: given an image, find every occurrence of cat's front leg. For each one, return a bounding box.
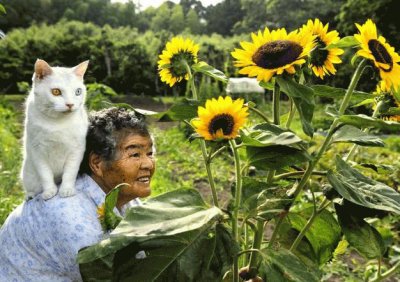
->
[33,155,58,200]
[58,149,84,198]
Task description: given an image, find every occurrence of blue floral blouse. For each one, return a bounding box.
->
[0,174,140,282]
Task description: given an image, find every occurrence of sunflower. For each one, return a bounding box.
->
[192,96,249,141]
[302,19,344,79]
[354,19,400,92]
[231,27,315,82]
[374,81,400,122]
[158,37,199,87]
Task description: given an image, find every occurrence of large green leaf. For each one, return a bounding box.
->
[246,145,311,170]
[240,123,303,148]
[0,4,5,14]
[288,207,341,265]
[78,189,236,281]
[259,248,321,282]
[192,61,228,83]
[311,85,373,101]
[335,201,386,259]
[327,156,400,214]
[241,177,293,220]
[276,76,315,137]
[325,36,358,49]
[338,114,400,131]
[156,99,201,121]
[332,125,384,147]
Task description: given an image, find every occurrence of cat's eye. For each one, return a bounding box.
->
[51,88,62,96]
[75,88,82,96]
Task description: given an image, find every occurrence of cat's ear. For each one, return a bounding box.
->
[73,60,89,79]
[34,59,52,80]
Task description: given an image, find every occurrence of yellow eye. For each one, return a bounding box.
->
[51,88,62,96]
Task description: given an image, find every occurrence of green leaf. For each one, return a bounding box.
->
[246,145,311,170]
[311,85,373,101]
[78,189,235,281]
[192,61,228,83]
[259,79,275,90]
[332,125,384,147]
[325,36,358,49]
[288,207,341,265]
[240,123,303,148]
[335,201,386,259]
[351,98,375,108]
[102,183,127,231]
[241,177,293,220]
[259,248,321,282]
[338,114,400,131]
[276,76,315,137]
[156,98,201,121]
[386,107,400,115]
[0,4,6,14]
[327,156,400,214]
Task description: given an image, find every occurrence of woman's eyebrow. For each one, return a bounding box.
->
[124,143,153,151]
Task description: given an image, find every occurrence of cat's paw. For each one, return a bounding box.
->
[41,185,58,200]
[58,185,76,198]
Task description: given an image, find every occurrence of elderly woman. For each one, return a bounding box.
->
[0,107,155,281]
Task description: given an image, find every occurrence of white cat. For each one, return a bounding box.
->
[21,59,89,200]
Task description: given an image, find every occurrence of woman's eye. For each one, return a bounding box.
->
[130,153,140,158]
[51,88,62,96]
[75,88,82,96]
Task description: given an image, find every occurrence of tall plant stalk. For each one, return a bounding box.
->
[186,63,219,207]
[247,82,281,276]
[230,138,242,282]
[269,59,367,245]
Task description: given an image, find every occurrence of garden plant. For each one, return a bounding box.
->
[76,19,400,281]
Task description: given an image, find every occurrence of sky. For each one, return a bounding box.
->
[111,0,224,10]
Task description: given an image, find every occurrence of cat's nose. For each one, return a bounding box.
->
[66,103,74,110]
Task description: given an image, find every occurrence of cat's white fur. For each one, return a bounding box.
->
[21,59,89,200]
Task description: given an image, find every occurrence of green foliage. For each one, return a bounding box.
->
[0,100,23,225]
[328,157,400,214]
[85,83,117,111]
[276,76,315,136]
[332,125,384,147]
[78,189,237,281]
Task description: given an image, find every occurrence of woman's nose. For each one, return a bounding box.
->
[140,155,154,169]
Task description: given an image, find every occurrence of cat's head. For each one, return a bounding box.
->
[32,59,89,116]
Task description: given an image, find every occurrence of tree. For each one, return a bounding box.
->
[337,0,400,43]
[232,0,267,34]
[186,8,202,34]
[150,3,171,32]
[265,0,344,30]
[170,4,185,34]
[204,0,244,36]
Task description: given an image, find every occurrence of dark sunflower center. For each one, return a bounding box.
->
[368,39,393,71]
[170,51,195,77]
[208,114,234,135]
[252,40,303,69]
[310,37,328,67]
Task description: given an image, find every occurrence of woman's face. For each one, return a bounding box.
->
[97,133,155,207]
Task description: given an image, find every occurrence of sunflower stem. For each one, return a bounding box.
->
[290,198,329,251]
[248,105,271,123]
[247,220,265,277]
[186,61,219,208]
[370,260,400,282]
[285,98,296,129]
[345,99,383,162]
[230,139,242,242]
[184,60,198,100]
[268,58,368,243]
[273,82,281,125]
[229,138,243,282]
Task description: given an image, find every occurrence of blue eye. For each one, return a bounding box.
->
[75,88,82,96]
